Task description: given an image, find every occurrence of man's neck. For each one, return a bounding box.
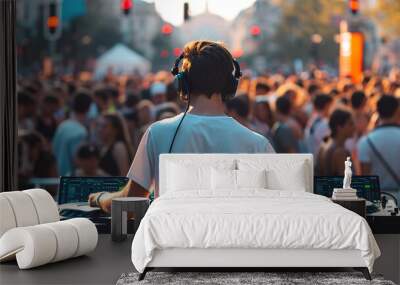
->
[276,113,289,123]
[379,118,398,126]
[187,94,226,116]
[71,112,86,124]
[333,135,346,146]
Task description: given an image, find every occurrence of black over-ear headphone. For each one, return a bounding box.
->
[171,52,242,102]
[168,52,242,153]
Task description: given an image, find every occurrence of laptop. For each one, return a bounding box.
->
[314,175,381,202]
[57,176,130,218]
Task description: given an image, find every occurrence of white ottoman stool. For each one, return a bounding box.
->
[0,189,98,269]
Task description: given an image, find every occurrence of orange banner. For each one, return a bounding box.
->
[339,32,363,83]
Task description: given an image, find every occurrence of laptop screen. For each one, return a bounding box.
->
[314,176,381,202]
[58,176,130,204]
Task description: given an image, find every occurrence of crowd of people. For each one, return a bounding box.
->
[17,67,400,199]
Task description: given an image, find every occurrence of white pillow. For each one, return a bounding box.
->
[266,166,306,191]
[211,168,236,190]
[238,160,307,191]
[236,169,267,189]
[167,163,211,191]
[211,169,268,190]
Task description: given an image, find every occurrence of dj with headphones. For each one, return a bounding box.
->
[89,41,275,212]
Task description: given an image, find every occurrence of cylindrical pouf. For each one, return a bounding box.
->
[0,196,17,237]
[0,226,57,269]
[65,218,98,257]
[23,189,59,224]
[42,221,79,262]
[0,192,39,227]
[0,218,98,269]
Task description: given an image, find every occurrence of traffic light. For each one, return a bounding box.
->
[160,49,169,58]
[173,48,182,57]
[349,0,359,15]
[47,3,59,34]
[44,0,62,41]
[121,0,133,15]
[184,2,190,22]
[161,24,173,36]
[250,25,261,37]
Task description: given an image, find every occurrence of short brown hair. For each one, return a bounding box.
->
[181,41,234,98]
[329,109,352,137]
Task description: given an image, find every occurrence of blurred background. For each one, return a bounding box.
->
[16,0,400,74]
[15,0,400,198]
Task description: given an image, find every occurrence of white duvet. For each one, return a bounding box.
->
[131,190,380,273]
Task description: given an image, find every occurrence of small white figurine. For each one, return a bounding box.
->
[343,157,352,189]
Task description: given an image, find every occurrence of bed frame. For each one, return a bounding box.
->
[138,154,372,281]
[139,249,371,280]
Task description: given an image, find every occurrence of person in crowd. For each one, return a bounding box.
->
[36,94,59,144]
[17,91,37,132]
[225,94,252,128]
[89,40,275,212]
[72,144,108,177]
[107,86,121,110]
[92,87,114,116]
[149,82,167,105]
[136,99,154,132]
[120,93,141,154]
[346,90,371,163]
[350,91,370,138]
[272,96,299,153]
[251,96,274,138]
[357,95,400,200]
[154,102,181,121]
[98,114,134,176]
[18,131,58,190]
[305,93,333,158]
[121,92,141,115]
[254,80,271,96]
[317,109,355,176]
[52,91,92,176]
[307,83,320,99]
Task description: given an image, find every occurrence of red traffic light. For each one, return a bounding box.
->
[121,0,133,14]
[161,24,173,35]
[47,2,60,35]
[160,49,169,58]
[250,25,261,37]
[47,16,59,29]
[173,48,182,57]
[349,0,359,14]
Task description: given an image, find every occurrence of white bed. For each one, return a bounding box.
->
[131,154,380,280]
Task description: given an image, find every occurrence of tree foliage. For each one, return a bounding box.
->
[59,9,123,64]
[271,0,345,67]
[367,0,400,37]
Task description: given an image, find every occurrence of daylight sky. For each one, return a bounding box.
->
[142,0,257,26]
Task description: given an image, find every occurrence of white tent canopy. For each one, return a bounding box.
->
[94,44,151,79]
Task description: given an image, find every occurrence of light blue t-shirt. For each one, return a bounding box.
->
[127,113,275,196]
[53,119,88,176]
[357,125,400,200]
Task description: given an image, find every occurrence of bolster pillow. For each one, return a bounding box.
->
[0,189,59,237]
[0,218,98,269]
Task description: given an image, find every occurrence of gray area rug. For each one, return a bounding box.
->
[116,271,396,285]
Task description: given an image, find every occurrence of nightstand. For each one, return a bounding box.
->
[111,197,149,242]
[331,198,366,218]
